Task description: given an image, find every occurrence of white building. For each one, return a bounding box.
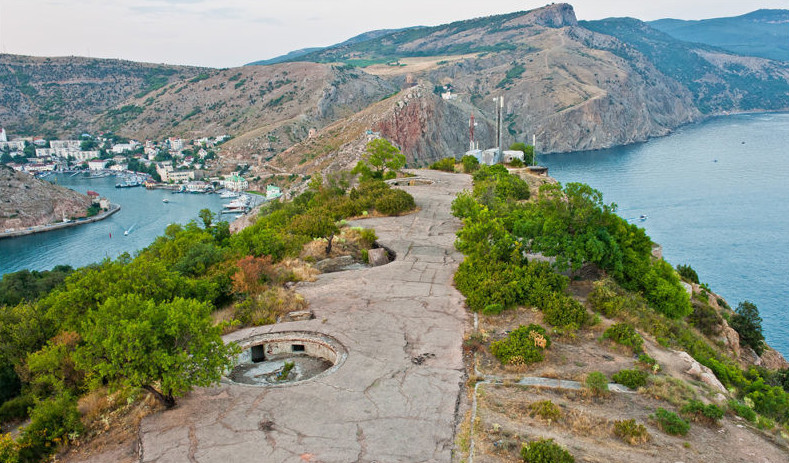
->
[0,140,25,151]
[50,140,82,151]
[168,138,184,153]
[0,127,7,142]
[502,150,525,164]
[266,184,282,200]
[88,159,107,170]
[111,143,137,154]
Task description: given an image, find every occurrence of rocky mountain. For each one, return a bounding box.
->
[0,166,93,230]
[0,54,210,137]
[650,9,789,62]
[94,62,397,161]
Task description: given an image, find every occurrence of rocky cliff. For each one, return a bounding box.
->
[0,167,92,230]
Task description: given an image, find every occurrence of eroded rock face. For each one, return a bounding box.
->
[677,351,727,393]
[0,167,92,230]
[758,348,789,370]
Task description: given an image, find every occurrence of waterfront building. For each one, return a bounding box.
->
[224,174,248,192]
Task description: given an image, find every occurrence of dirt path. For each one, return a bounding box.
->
[138,170,472,462]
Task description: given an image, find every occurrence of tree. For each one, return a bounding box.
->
[357,138,405,179]
[76,294,236,408]
[288,213,339,256]
[198,208,215,229]
[731,301,765,355]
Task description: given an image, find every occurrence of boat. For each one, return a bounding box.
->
[124,230,129,236]
[220,190,239,199]
[222,195,251,213]
[639,215,648,221]
[162,198,169,203]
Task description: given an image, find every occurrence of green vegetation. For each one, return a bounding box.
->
[613,419,650,445]
[730,301,765,355]
[352,139,406,181]
[653,408,690,436]
[496,63,526,89]
[676,264,699,284]
[602,323,644,353]
[508,142,534,166]
[429,157,456,172]
[585,371,609,396]
[0,266,74,307]
[461,155,480,173]
[527,400,562,421]
[490,324,550,365]
[612,369,649,389]
[521,438,574,463]
[680,400,724,424]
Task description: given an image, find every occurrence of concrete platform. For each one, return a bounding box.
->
[139,170,472,463]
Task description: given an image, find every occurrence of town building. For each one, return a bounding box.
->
[88,159,107,170]
[224,174,248,192]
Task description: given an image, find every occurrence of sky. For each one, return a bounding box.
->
[0,0,786,68]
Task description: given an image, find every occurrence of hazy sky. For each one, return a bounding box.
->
[0,0,785,68]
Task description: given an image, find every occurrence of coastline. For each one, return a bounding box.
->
[0,203,121,240]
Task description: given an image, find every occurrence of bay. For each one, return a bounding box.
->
[541,112,789,358]
[0,174,233,276]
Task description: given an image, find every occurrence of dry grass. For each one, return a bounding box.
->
[279,258,318,282]
[643,376,697,406]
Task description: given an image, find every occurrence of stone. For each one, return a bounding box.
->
[314,255,355,273]
[280,310,314,322]
[367,248,389,267]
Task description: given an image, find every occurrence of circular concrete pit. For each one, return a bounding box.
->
[227,331,347,387]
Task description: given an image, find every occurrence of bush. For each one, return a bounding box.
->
[637,354,661,373]
[542,294,588,330]
[0,433,19,463]
[461,155,479,173]
[521,438,574,463]
[728,399,757,422]
[490,324,551,365]
[688,301,723,336]
[602,323,643,353]
[17,395,84,462]
[528,400,562,421]
[0,395,33,424]
[374,189,415,215]
[653,408,689,436]
[585,371,609,396]
[429,157,456,172]
[613,419,650,445]
[680,400,724,424]
[612,369,649,389]
[676,264,699,284]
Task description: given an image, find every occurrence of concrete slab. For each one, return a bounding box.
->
[139,170,472,462]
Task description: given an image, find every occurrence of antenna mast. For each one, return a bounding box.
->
[469,113,476,151]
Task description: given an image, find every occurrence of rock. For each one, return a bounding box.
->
[680,281,693,295]
[722,325,741,359]
[677,350,727,393]
[280,310,314,322]
[368,248,389,267]
[759,348,789,370]
[314,255,355,273]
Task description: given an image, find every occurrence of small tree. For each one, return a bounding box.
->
[198,208,215,229]
[76,294,236,408]
[288,213,339,256]
[354,139,405,180]
[731,300,765,355]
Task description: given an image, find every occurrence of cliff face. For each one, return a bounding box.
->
[0,167,92,230]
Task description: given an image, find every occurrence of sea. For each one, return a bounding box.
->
[541,112,789,358]
[0,173,233,276]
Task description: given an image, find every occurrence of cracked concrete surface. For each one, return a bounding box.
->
[139,170,472,463]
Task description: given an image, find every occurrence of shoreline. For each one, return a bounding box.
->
[0,203,121,240]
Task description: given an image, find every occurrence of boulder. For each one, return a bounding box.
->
[368,248,389,267]
[280,310,314,322]
[677,351,727,393]
[315,255,355,273]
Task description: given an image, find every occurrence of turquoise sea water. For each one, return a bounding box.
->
[542,112,789,358]
[0,174,229,276]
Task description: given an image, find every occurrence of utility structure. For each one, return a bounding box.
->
[468,113,478,151]
[494,96,504,153]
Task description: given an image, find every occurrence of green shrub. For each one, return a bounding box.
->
[528,400,562,421]
[613,419,650,445]
[461,155,480,173]
[728,399,757,422]
[603,323,644,353]
[429,157,456,172]
[612,369,649,390]
[521,438,574,463]
[17,395,84,462]
[688,301,723,336]
[374,189,415,216]
[0,395,34,423]
[680,400,724,424]
[637,353,660,372]
[653,408,689,436]
[0,433,19,463]
[490,324,551,365]
[509,157,524,167]
[676,264,699,284]
[585,371,609,396]
[542,294,588,330]
[483,303,505,315]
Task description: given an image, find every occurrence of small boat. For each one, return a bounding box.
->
[124,230,129,236]
[162,198,169,203]
[220,190,239,199]
[639,215,648,221]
